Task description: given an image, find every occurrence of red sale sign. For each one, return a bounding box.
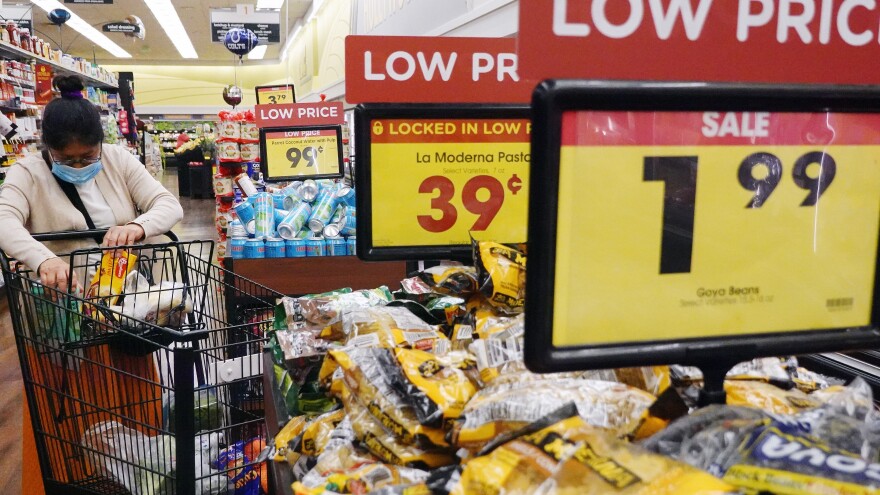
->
[519,0,880,84]
[254,102,344,128]
[345,36,536,103]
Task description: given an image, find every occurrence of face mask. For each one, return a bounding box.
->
[51,161,103,184]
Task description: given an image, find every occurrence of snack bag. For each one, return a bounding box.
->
[274,415,309,463]
[342,306,450,353]
[328,347,449,449]
[453,373,655,453]
[474,241,526,314]
[414,264,479,297]
[394,348,477,428]
[300,409,347,456]
[451,409,736,495]
[293,463,429,495]
[83,250,137,321]
[341,383,456,469]
[212,440,263,495]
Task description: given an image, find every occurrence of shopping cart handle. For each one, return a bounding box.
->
[29,229,179,242]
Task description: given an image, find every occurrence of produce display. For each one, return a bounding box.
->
[265,239,880,495]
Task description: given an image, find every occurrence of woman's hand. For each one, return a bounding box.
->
[102,224,145,247]
[38,257,77,292]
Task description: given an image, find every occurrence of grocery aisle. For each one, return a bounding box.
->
[0,165,214,494]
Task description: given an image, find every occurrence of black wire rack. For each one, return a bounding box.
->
[1,231,283,495]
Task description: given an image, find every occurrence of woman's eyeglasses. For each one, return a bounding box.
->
[48,148,102,167]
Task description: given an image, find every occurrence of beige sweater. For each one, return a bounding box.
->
[0,144,184,271]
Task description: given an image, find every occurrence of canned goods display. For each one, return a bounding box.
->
[305,237,325,257]
[234,173,259,197]
[346,236,357,256]
[229,237,247,259]
[213,174,233,196]
[228,220,248,239]
[265,238,286,258]
[340,207,357,237]
[335,185,356,208]
[285,238,307,257]
[233,201,256,235]
[243,239,265,259]
[272,193,288,210]
[216,240,228,259]
[299,179,319,202]
[330,204,346,225]
[326,236,347,256]
[274,208,289,225]
[251,192,275,239]
[283,191,303,211]
[218,141,241,162]
[277,203,313,240]
[308,190,339,233]
[214,211,232,231]
[323,223,341,239]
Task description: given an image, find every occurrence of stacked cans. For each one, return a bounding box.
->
[228,178,358,258]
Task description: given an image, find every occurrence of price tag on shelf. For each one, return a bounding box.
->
[526,82,880,372]
[256,84,295,105]
[260,127,343,181]
[357,107,531,260]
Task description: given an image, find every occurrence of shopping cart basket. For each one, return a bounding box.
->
[1,230,284,495]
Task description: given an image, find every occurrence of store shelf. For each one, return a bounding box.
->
[0,41,117,90]
[0,73,33,88]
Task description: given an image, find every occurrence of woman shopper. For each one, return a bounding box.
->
[0,75,183,288]
[0,75,183,493]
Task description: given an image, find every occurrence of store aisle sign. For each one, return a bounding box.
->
[102,23,139,34]
[210,8,280,43]
[525,82,880,372]
[65,0,112,3]
[356,105,531,260]
[260,126,344,181]
[519,0,880,84]
[254,102,344,128]
[346,36,535,104]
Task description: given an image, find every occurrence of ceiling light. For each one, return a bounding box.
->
[256,0,284,9]
[247,45,267,60]
[29,0,131,58]
[142,0,198,59]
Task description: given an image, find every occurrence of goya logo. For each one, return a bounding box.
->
[752,428,880,484]
[418,359,442,377]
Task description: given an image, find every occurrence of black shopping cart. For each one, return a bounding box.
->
[1,230,283,495]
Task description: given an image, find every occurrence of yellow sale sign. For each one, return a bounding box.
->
[256,85,294,105]
[369,118,530,247]
[263,128,341,180]
[553,111,880,348]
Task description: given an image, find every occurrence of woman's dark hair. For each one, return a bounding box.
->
[41,75,104,150]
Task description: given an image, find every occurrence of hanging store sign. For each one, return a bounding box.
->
[345,36,535,104]
[519,0,880,84]
[254,102,344,128]
[356,104,531,260]
[65,0,112,3]
[210,8,280,43]
[525,81,880,372]
[102,22,139,34]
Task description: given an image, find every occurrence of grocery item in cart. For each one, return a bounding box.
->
[474,240,526,314]
[449,407,736,495]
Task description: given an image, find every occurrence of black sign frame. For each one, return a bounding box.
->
[525,80,880,374]
[355,103,531,262]
[255,84,296,105]
[259,124,344,182]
